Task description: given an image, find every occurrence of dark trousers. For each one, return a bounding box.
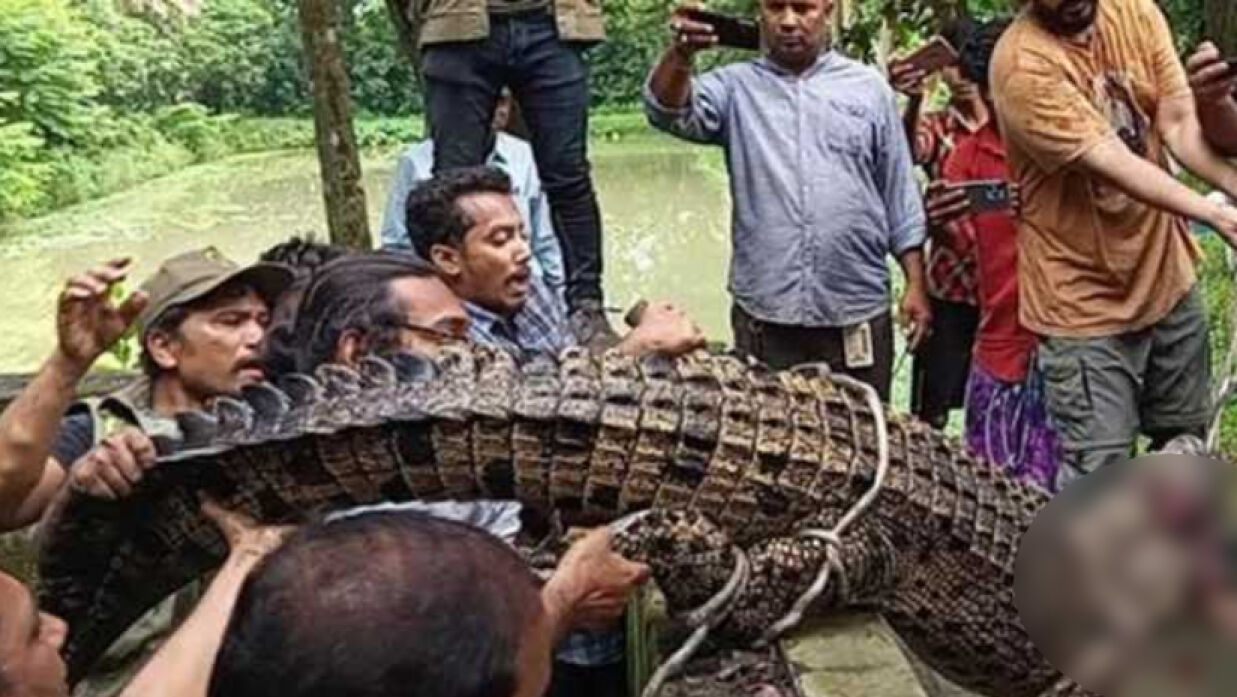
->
[910,296,978,429]
[422,11,604,307]
[731,304,894,403]
[545,659,627,697]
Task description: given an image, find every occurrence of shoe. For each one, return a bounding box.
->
[568,301,621,352]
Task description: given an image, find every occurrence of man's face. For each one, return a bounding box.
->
[760,0,831,72]
[149,288,271,400]
[386,275,471,356]
[1032,0,1098,36]
[432,192,532,317]
[0,574,68,697]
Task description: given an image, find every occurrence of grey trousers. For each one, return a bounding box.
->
[1039,286,1211,492]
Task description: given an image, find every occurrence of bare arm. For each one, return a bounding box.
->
[648,45,697,113]
[0,259,145,531]
[1158,94,1237,199]
[120,501,292,697]
[1077,137,1237,245]
[896,248,932,351]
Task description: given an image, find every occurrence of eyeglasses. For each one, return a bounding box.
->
[395,321,469,346]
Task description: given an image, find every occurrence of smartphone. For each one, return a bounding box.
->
[681,8,761,51]
[960,179,1012,213]
[895,36,959,75]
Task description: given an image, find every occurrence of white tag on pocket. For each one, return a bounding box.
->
[843,321,875,369]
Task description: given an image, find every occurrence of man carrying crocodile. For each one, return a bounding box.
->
[0,248,293,697]
[401,167,708,696]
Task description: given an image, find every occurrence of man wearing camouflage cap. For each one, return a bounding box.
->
[0,247,291,697]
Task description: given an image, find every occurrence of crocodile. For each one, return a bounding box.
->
[34,343,1083,696]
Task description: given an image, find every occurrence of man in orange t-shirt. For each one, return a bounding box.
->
[991,0,1237,490]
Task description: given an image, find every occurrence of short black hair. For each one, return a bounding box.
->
[268,250,437,375]
[208,512,542,697]
[404,166,514,261]
[139,280,257,378]
[940,15,980,53]
[958,17,1013,93]
[259,235,352,275]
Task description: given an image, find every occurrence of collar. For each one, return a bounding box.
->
[758,49,835,78]
[464,298,519,336]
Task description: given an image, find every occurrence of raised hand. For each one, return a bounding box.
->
[889,60,930,98]
[56,258,149,374]
[668,3,719,58]
[1187,42,1237,107]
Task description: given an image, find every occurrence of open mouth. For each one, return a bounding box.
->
[506,268,532,297]
[236,361,266,381]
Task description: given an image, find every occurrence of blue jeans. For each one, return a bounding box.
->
[422,11,604,308]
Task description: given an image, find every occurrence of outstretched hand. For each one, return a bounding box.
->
[56,258,148,374]
[201,496,294,566]
[546,527,652,632]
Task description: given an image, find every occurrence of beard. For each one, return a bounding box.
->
[1036,0,1098,35]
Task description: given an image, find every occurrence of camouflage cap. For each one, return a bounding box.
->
[134,247,295,339]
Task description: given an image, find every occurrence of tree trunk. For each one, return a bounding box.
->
[1206,0,1237,56]
[298,0,372,249]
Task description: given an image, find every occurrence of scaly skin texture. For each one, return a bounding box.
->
[35,345,1082,695]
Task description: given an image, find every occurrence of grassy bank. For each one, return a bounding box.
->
[2,110,654,225]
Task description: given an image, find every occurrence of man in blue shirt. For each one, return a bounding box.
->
[405,166,708,362]
[642,0,931,401]
[381,89,567,291]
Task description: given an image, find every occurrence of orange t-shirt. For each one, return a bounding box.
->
[990,0,1201,338]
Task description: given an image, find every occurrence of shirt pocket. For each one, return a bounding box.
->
[819,99,872,158]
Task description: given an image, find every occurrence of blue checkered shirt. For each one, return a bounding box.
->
[465,277,626,666]
[465,274,575,358]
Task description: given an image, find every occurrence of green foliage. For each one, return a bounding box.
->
[1199,232,1237,458]
[0,0,101,144]
[0,0,1214,222]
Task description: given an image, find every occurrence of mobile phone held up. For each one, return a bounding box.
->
[893,35,959,76]
[960,179,1012,214]
[681,8,761,51]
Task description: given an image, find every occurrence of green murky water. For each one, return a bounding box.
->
[0,138,737,368]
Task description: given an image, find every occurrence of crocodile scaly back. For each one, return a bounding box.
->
[37,345,1069,695]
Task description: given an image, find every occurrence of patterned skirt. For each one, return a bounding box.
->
[963,362,1063,493]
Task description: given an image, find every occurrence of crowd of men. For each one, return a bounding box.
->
[3,0,1237,694]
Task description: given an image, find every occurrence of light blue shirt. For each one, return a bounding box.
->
[380,132,567,290]
[643,51,927,328]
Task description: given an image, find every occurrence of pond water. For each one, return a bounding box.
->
[0,134,915,404]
